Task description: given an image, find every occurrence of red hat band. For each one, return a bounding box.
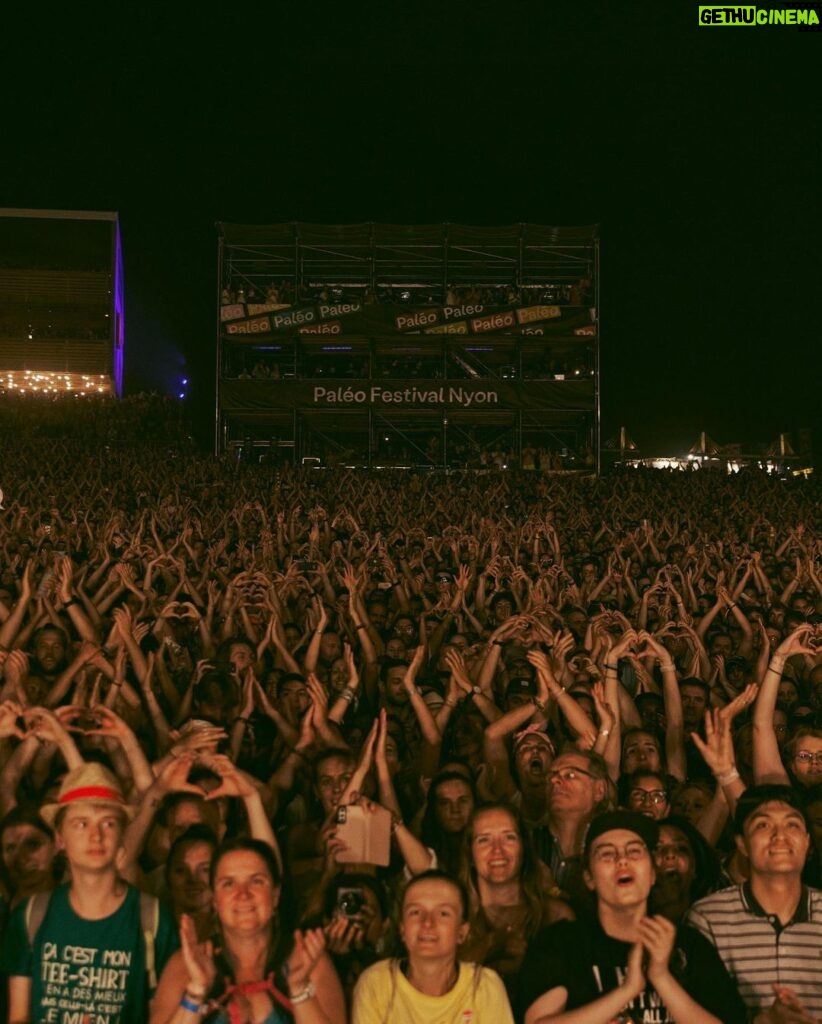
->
[57,785,125,806]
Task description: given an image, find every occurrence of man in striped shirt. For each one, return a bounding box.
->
[688,784,822,1024]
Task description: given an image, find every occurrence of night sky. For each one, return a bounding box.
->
[2,4,818,455]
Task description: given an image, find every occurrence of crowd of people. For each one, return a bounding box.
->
[220,277,593,311]
[0,427,821,1022]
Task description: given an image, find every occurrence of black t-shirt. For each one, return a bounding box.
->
[516,913,747,1024]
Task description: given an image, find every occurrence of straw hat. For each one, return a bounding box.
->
[40,762,134,828]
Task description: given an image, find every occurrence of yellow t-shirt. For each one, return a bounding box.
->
[351,958,514,1024]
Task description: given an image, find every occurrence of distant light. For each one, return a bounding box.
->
[0,370,113,395]
[182,378,188,385]
[178,392,185,399]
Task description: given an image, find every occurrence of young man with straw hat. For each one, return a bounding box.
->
[3,762,178,1024]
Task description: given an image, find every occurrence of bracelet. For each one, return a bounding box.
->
[180,994,202,1014]
[444,698,458,708]
[234,715,249,724]
[715,768,740,786]
[532,696,546,712]
[599,728,611,737]
[492,639,504,646]
[340,687,356,703]
[63,597,79,608]
[659,661,676,672]
[356,623,367,631]
[604,662,619,672]
[290,981,316,1006]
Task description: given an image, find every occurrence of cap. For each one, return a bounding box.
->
[513,725,555,755]
[583,810,660,862]
[41,763,134,828]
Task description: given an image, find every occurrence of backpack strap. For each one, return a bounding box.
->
[25,891,52,947]
[139,891,160,991]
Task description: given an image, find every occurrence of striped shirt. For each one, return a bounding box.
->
[687,883,822,1018]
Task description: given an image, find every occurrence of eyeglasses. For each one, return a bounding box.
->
[795,751,822,766]
[629,789,668,806]
[549,766,598,784]
[591,841,648,864]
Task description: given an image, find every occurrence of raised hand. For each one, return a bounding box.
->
[285,928,326,993]
[179,913,216,998]
[638,914,676,984]
[0,699,25,739]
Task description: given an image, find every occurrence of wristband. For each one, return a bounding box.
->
[356,623,367,631]
[715,768,740,786]
[532,696,546,712]
[180,994,202,1014]
[605,662,619,672]
[599,728,611,737]
[290,981,316,1005]
[234,716,249,724]
[340,687,356,703]
[659,661,676,672]
[63,597,79,608]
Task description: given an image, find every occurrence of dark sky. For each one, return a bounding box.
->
[1,4,818,454]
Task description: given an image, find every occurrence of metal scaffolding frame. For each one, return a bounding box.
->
[216,223,600,470]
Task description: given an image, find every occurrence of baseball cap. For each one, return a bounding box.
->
[583,810,660,863]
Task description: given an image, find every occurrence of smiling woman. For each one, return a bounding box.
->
[458,805,571,1006]
[351,869,514,1024]
[150,837,346,1024]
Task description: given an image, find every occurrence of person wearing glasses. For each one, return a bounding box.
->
[531,749,611,907]
[752,625,821,792]
[688,784,822,1023]
[519,810,746,1024]
[620,769,671,821]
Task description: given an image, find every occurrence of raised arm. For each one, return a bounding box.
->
[752,625,815,785]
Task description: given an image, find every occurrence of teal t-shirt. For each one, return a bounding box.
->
[2,883,179,1024]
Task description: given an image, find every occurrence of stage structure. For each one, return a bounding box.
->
[0,209,124,396]
[216,223,599,471]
